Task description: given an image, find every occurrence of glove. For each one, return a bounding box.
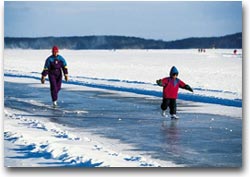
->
[65,74,69,81]
[156,79,162,86]
[41,76,45,84]
[185,85,193,92]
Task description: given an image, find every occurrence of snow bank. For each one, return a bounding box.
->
[4,108,179,167]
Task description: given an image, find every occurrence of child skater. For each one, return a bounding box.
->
[156,66,193,119]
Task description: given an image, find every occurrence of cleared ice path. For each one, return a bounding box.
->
[4,76,242,167]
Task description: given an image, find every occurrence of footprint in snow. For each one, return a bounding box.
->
[124,156,141,161]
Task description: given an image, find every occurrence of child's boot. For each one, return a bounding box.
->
[161,110,167,117]
[171,114,179,119]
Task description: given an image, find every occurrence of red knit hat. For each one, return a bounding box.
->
[52,46,59,53]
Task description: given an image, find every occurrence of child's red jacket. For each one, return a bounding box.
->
[161,77,186,99]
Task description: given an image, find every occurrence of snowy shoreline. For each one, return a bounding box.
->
[5,107,178,167]
[4,49,242,100]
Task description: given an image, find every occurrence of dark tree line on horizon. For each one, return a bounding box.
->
[4,32,242,50]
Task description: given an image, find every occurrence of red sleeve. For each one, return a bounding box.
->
[161,77,169,87]
[179,79,186,88]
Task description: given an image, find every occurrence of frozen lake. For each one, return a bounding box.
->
[4,76,242,167]
[4,49,242,167]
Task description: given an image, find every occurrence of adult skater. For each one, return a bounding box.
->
[41,46,69,107]
[156,66,193,119]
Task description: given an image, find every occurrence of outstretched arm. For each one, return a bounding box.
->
[179,79,193,92]
[184,84,193,92]
[156,79,162,86]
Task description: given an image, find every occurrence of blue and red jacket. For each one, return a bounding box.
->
[157,66,193,99]
[42,55,68,77]
[160,77,186,99]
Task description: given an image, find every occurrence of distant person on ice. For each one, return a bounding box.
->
[41,46,69,107]
[156,66,193,119]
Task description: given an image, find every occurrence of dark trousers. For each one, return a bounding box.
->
[49,74,62,102]
[161,98,177,115]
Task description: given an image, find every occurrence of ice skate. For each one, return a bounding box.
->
[171,114,179,119]
[53,101,57,108]
[161,110,168,117]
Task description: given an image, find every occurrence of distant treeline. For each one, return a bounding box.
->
[4,32,242,49]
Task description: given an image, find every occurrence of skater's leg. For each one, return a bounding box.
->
[161,98,169,111]
[169,99,177,115]
[56,75,62,93]
[51,75,62,103]
[161,98,170,117]
[49,75,58,102]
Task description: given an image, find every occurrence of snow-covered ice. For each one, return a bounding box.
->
[4,49,242,167]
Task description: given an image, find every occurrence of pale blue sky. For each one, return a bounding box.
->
[4,1,242,41]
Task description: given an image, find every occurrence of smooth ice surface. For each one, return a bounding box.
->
[4,77,242,167]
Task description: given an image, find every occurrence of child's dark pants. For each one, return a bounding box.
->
[161,98,177,115]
